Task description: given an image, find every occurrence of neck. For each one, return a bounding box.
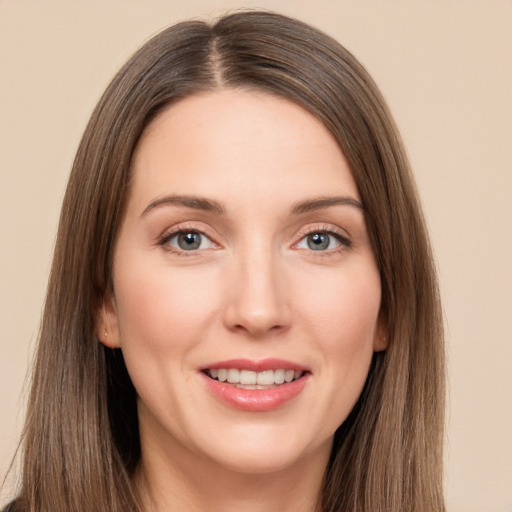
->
[135,432,330,512]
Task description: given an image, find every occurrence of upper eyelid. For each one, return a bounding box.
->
[159,222,217,241]
[158,227,219,255]
[156,221,352,247]
[292,223,353,249]
[294,222,351,240]
[165,229,211,242]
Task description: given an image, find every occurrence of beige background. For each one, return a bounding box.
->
[1,1,511,510]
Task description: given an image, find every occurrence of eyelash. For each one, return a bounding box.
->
[158,224,216,256]
[157,223,352,256]
[294,224,352,254]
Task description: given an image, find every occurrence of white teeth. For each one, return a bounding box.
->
[274,369,285,384]
[240,370,257,385]
[257,370,275,386]
[207,368,305,386]
[227,369,240,383]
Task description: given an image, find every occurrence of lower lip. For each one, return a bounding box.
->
[201,372,309,412]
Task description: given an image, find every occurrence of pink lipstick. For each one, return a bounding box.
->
[200,358,310,412]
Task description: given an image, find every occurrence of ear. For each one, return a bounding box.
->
[95,292,121,349]
[373,310,389,352]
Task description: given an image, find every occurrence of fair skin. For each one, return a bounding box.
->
[99,88,386,512]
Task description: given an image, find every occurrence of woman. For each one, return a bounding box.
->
[4,10,445,512]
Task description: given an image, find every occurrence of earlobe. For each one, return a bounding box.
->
[95,293,121,349]
[373,334,388,352]
[373,311,389,352]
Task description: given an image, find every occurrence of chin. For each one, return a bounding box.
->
[194,425,333,476]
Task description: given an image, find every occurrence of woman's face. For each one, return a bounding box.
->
[101,89,386,476]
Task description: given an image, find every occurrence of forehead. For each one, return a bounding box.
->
[128,88,359,214]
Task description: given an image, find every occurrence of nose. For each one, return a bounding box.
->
[223,247,291,338]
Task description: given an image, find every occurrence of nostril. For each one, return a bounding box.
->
[231,321,287,337]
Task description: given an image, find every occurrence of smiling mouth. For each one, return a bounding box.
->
[204,368,305,389]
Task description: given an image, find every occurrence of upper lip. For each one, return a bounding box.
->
[200,358,310,372]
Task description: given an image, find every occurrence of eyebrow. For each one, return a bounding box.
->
[141,195,225,217]
[291,196,364,214]
[141,194,364,218]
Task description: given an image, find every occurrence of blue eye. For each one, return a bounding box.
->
[167,231,212,251]
[296,232,345,251]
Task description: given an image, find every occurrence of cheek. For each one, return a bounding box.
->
[296,265,381,404]
[298,264,381,345]
[113,261,222,355]
[111,262,225,425]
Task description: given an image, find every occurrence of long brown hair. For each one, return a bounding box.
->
[8,10,444,512]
